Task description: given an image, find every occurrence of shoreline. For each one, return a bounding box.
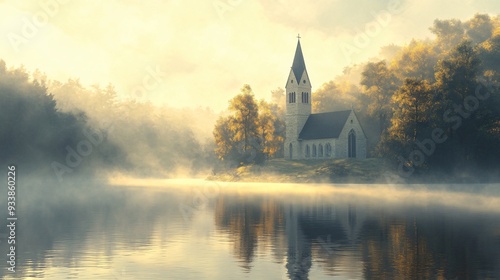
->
[208,158,500,185]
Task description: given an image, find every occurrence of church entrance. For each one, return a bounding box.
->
[348,130,356,158]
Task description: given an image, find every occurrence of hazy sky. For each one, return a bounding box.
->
[0,0,498,111]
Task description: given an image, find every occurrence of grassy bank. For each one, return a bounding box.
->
[208,158,394,183]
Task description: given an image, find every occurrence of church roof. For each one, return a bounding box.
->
[299,110,352,140]
[291,39,307,81]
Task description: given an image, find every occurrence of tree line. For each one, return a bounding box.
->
[363,14,500,176]
[0,63,218,183]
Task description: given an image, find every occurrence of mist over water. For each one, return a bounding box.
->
[1,180,499,279]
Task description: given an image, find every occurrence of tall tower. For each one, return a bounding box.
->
[285,36,311,160]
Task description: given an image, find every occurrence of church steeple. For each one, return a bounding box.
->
[286,36,310,88]
[285,35,312,160]
[291,36,307,84]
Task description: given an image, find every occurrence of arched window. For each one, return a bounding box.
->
[289,143,293,159]
[312,144,317,157]
[325,143,332,157]
[302,92,304,103]
[301,92,309,103]
[318,144,323,157]
[305,145,310,158]
[348,130,356,158]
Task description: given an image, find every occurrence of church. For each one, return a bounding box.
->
[284,37,367,160]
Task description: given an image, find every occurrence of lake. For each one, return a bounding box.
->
[2,179,500,279]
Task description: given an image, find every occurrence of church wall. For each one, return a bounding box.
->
[285,140,302,160]
[299,139,337,160]
[287,110,368,160]
[336,111,367,159]
[285,112,308,159]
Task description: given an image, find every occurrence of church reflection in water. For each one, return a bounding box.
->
[214,196,368,279]
[214,194,500,279]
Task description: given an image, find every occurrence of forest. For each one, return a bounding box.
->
[1,14,499,182]
[326,14,500,176]
[0,64,217,182]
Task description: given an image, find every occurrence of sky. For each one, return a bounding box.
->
[0,0,498,111]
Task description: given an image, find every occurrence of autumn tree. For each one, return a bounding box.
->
[214,85,286,165]
[389,79,433,142]
[474,22,500,167]
[229,85,260,154]
[430,19,465,51]
[465,14,493,44]
[213,85,260,164]
[213,116,238,161]
[477,27,500,81]
[434,40,500,171]
[433,41,478,166]
[435,41,480,106]
[258,99,285,158]
[391,40,438,82]
[361,61,400,135]
[213,85,259,165]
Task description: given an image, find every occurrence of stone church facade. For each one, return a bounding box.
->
[284,38,367,160]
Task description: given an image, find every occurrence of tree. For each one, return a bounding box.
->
[391,40,438,82]
[228,85,260,154]
[312,81,338,113]
[214,85,287,165]
[430,19,465,50]
[389,79,433,142]
[361,61,399,135]
[258,100,285,158]
[432,41,483,170]
[271,87,285,112]
[313,80,362,113]
[477,31,500,80]
[213,116,238,161]
[435,41,480,105]
[380,78,433,161]
[465,14,493,44]
[213,85,261,165]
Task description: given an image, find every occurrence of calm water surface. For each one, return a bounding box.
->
[1,180,500,279]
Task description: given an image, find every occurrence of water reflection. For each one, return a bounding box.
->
[0,182,499,279]
[212,185,500,279]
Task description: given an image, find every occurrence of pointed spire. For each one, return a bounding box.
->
[291,37,306,82]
